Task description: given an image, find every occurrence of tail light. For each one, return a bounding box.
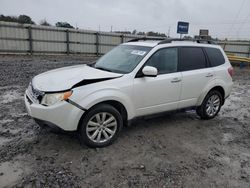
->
[228,67,234,78]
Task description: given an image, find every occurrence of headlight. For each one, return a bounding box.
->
[41,91,72,106]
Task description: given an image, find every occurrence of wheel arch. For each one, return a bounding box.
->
[197,84,226,106]
[77,100,129,131]
[210,86,225,103]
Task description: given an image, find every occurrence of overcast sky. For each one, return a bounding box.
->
[1,0,250,39]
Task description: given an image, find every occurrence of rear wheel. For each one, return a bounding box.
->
[79,104,123,148]
[196,90,222,120]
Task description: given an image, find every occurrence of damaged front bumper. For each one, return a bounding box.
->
[24,91,84,131]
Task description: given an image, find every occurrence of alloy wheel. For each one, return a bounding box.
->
[86,112,117,143]
[205,94,221,117]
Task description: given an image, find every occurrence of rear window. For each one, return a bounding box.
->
[179,47,207,71]
[205,47,225,67]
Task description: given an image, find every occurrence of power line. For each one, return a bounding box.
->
[235,13,250,38]
[227,0,247,36]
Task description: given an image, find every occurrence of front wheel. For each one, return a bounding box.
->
[196,90,223,120]
[78,104,123,148]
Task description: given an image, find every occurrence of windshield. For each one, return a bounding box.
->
[94,45,152,73]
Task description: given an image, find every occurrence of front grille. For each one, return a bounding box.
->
[27,82,44,103]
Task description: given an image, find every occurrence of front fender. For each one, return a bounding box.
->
[72,88,135,120]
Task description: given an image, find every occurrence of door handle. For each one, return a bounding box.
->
[171,78,182,83]
[206,73,214,77]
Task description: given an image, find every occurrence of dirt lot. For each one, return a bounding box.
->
[0,55,249,188]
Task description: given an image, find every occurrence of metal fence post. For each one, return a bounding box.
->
[121,35,124,44]
[223,42,226,50]
[95,32,99,56]
[28,26,33,55]
[66,29,70,55]
[248,42,250,58]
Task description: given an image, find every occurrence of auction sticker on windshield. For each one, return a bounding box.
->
[131,50,146,56]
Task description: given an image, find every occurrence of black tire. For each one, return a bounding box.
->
[78,104,123,148]
[196,90,223,120]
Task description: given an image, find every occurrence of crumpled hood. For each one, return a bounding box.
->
[32,64,122,92]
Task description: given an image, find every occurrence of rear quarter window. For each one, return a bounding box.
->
[204,47,225,67]
[179,47,207,71]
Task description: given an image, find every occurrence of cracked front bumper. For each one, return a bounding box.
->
[24,91,84,131]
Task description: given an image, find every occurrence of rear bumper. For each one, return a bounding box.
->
[223,80,233,102]
[24,91,84,131]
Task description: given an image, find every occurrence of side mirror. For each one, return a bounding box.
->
[142,66,158,77]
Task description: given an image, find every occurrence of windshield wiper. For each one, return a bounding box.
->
[95,66,113,72]
[87,61,96,67]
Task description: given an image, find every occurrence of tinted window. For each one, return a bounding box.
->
[205,47,225,67]
[145,48,178,74]
[179,47,207,71]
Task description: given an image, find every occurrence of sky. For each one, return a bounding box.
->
[1,0,250,39]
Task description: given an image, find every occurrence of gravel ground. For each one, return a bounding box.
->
[0,55,249,188]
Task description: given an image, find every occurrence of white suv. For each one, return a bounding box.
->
[25,38,233,147]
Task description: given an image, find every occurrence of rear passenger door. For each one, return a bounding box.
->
[178,47,214,108]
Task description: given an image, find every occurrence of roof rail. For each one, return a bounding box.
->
[157,38,188,44]
[196,39,217,44]
[127,37,217,45]
[127,37,166,42]
[158,38,216,45]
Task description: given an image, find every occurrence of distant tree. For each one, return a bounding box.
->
[132,29,137,35]
[40,19,51,26]
[55,22,74,28]
[0,14,17,22]
[147,31,166,37]
[114,31,131,34]
[0,14,35,24]
[183,35,193,39]
[137,31,146,36]
[17,15,35,24]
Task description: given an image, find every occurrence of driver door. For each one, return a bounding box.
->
[133,47,182,116]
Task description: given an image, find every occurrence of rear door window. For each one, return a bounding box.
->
[179,47,207,71]
[204,47,225,67]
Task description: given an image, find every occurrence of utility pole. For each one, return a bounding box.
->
[111,25,113,32]
[167,26,171,38]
